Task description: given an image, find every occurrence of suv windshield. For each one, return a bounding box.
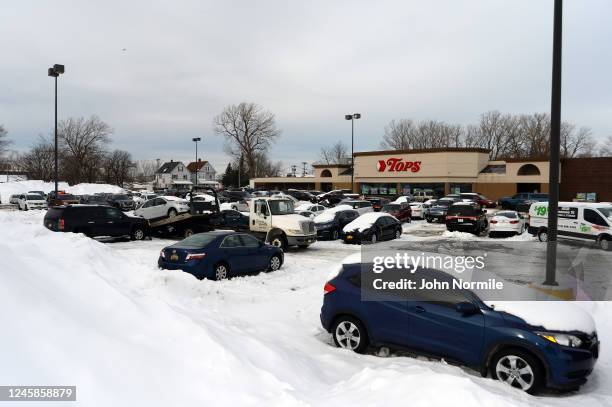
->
[268,199,294,215]
[597,206,612,220]
[435,200,454,208]
[26,195,42,200]
[447,205,480,216]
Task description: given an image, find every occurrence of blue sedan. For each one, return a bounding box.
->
[158,231,284,280]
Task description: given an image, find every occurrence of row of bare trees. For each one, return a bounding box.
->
[380,111,608,160]
[5,116,135,187]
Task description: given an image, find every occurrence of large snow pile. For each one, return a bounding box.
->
[0,180,124,203]
[313,204,353,223]
[1,211,611,406]
[343,212,396,233]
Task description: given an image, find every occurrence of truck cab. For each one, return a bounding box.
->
[250,197,316,249]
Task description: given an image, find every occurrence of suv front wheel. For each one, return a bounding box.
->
[131,226,146,241]
[491,349,543,394]
[332,316,369,354]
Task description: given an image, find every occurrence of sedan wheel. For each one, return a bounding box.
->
[268,255,282,272]
[168,208,178,218]
[494,355,536,392]
[395,229,402,239]
[132,227,145,241]
[215,264,228,280]
[370,233,378,244]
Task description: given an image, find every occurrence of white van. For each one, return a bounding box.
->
[528,202,612,250]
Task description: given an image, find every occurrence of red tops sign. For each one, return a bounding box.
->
[377,158,421,173]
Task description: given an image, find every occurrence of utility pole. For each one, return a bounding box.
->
[291,165,297,177]
[302,162,307,177]
[544,0,563,286]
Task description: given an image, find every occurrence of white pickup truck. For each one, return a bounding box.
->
[249,197,317,249]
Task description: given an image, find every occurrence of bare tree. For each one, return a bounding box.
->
[58,115,112,184]
[318,141,349,164]
[380,119,415,150]
[465,111,520,160]
[560,124,596,158]
[253,152,283,177]
[0,125,11,167]
[132,160,158,183]
[104,150,134,187]
[17,136,55,181]
[213,102,281,177]
[599,136,612,157]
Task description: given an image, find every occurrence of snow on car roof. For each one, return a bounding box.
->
[342,212,395,233]
[313,205,353,223]
[162,196,187,202]
[484,301,596,334]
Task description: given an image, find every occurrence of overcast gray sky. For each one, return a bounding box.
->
[1,0,611,174]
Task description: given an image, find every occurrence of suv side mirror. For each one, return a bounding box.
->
[456,301,479,315]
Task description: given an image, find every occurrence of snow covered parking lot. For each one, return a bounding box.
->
[1,210,612,406]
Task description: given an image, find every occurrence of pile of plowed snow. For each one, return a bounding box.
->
[0,180,124,203]
[1,211,610,406]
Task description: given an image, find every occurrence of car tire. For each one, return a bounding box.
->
[370,233,378,244]
[537,229,548,242]
[270,234,287,251]
[395,229,402,239]
[488,232,496,238]
[131,227,146,241]
[267,254,283,272]
[214,262,229,280]
[168,208,178,218]
[332,229,339,240]
[332,316,369,354]
[426,217,432,223]
[491,348,544,394]
[598,236,611,251]
[24,205,28,211]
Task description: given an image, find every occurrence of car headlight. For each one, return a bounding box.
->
[286,229,303,235]
[537,332,583,348]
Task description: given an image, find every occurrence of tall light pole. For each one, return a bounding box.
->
[345,113,361,193]
[192,137,201,186]
[544,0,563,286]
[48,64,64,196]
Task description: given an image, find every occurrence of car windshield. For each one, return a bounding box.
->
[597,207,612,220]
[26,195,42,200]
[268,199,294,215]
[435,200,454,208]
[175,233,218,248]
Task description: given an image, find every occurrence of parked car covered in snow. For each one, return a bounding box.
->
[9,194,20,204]
[408,202,425,219]
[488,210,526,237]
[321,259,599,394]
[17,193,47,210]
[342,212,402,244]
[158,231,283,280]
[425,197,460,223]
[340,200,373,215]
[134,196,190,220]
[294,203,326,215]
[313,205,359,240]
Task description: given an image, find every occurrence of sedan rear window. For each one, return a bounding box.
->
[447,205,480,216]
[495,211,517,219]
[176,234,218,248]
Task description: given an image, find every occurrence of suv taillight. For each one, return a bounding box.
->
[59,218,65,231]
[324,282,336,294]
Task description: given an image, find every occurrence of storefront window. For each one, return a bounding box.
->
[361,183,397,196]
[449,183,472,194]
[401,183,445,198]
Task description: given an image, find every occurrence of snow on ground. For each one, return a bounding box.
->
[1,211,611,406]
[0,180,124,203]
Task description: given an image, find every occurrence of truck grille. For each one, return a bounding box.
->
[301,221,315,234]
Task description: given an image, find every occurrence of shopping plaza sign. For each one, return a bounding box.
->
[377,158,422,173]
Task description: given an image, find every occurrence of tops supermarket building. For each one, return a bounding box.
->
[251,148,612,202]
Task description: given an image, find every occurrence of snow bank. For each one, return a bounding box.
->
[343,212,395,233]
[314,204,353,223]
[0,180,124,203]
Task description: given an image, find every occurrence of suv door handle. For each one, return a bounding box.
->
[415,305,426,313]
[88,221,95,224]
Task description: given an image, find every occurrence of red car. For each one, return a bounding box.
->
[381,202,412,222]
[460,193,496,208]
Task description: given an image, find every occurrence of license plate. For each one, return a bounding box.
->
[346,235,353,240]
[170,254,179,261]
[458,219,463,223]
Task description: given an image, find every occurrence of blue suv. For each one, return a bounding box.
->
[320,261,599,394]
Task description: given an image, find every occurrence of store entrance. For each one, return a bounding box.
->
[321,182,333,192]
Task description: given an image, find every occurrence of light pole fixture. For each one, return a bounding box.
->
[48,64,64,196]
[544,0,563,286]
[345,113,361,193]
[192,137,201,186]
